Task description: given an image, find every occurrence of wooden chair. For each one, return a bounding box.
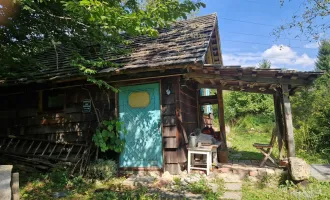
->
[253,127,277,167]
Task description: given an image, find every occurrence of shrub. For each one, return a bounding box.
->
[67,175,89,193]
[86,159,117,180]
[49,168,69,189]
[188,178,211,194]
[234,114,274,134]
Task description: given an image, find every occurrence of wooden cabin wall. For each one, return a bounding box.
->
[0,86,116,144]
[161,77,198,174]
[179,80,198,137]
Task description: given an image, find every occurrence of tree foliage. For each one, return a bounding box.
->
[0,0,205,81]
[316,39,330,72]
[291,40,330,156]
[224,91,274,123]
[275,0,330,40]
[258,59,271,69]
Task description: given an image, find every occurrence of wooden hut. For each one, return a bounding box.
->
[0,13,323,174]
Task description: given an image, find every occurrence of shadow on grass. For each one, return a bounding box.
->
[228,146,264,161]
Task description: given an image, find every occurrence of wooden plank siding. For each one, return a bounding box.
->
[161,77,199,174]
[0,86,116,144]
[0,76,198,174]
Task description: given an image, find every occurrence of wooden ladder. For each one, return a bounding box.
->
[0,135,92,174]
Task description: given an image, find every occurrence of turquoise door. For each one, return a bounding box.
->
[119,83,163,168]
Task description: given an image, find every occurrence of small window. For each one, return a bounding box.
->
[128,91,150,108]
[43,90,65,111]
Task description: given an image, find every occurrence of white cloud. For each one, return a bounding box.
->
[304,42,319,49]
[222,44,316,70]
[294,53,315,66]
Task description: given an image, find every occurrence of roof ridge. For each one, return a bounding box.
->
[175,13,217,24]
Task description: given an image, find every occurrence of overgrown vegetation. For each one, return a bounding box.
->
[21,167,226,200]
[20,167,159,200]
[243,177,330,200]
[0,0,205,87]
[172,177,225,200]
[86,159,117,181]
[291,40,330,163]
[227,128,271,160]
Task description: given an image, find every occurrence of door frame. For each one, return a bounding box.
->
[117,80,164,172]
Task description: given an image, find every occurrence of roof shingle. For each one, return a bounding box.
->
[7,13,218,85]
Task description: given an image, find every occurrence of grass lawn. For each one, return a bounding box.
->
[227,128,271,161]
[227,127,329,164]
[242,177,330,200]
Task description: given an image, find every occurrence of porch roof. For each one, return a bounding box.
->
[185,64,324,95]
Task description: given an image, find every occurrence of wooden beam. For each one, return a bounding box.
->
[290,74,298,80]
[252,70,257,77]
[217,87,227,150]
[210,79,216,85]
[282,84,296,157]
[185,72,311,86]
[195,78,204,84]
[203,69,209,74]
[276,73,283,79]
[199,95,218,105]
[237,69,243,77]
[197,84,276,94]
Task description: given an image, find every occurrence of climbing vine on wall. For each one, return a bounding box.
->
[92,119,127,153]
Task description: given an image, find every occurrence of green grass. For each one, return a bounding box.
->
[296,149,330,164]
[20,169,225,200]
[228,125,329,164]
[228,128,272,160]
[243,178,330,200]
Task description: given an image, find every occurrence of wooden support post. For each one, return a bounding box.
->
[11,172,19,200]
[114,91,118,118]
[196,89,201,127]
[274,92,284,159]
[38,91,43,112]
[217,87,227,150]
[282,85,296,157]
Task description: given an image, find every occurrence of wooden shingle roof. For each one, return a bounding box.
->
[5,13,219,85]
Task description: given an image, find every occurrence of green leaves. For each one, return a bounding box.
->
[291,40,330,158]
[1,0,204,88]
[92,119,127,153]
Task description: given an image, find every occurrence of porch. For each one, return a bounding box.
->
[185,64,323,165]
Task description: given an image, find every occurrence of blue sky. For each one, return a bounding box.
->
[198,0,328,71]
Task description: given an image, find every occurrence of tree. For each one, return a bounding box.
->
[258,59,271,69]
[0,0,205,87]
[275,0,330,40]
[316,40,330,73]
[291,40,330,157]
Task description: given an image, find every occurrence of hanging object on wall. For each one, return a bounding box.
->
[166,85,171,95]
[82,99,92,113]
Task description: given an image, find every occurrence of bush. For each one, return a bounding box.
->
[67,175,89,193]
[234,114,274,134]
[49,168,69,189]
[86,159,117,180]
